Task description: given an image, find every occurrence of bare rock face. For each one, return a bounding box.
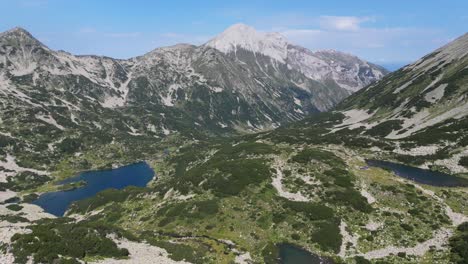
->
[206,23,388,94]
[336,33,468,139]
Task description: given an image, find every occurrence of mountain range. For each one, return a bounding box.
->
[0,24,387,135]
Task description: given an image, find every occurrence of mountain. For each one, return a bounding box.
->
[0,25,386,137]
[324,33,468,173]
[338,34,468,134]
[335,33,468,139]
[206,23,388,93]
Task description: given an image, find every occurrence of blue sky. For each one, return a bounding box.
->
[1,0,467,69]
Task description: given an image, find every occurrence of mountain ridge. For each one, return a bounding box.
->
[0,24,387,134]
[206,23,388,93]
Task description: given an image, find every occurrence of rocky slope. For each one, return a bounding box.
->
[336,33,468,138]
[206,24,387,94]
[328,33,468,173]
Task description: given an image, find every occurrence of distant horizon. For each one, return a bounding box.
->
[1,0,466,67]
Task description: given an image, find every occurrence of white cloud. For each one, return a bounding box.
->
[319,16,372,31]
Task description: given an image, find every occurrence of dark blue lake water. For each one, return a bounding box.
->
[366,159,468,187]
[279,244,333,264]
[32,162,154,216]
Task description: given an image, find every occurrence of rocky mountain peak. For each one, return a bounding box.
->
[205,23,288,63]
[0,27,31,37]
[0,27,44,46]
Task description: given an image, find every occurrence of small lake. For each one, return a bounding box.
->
[366,159,468,187]
[279,244,333,264]
[32,162,154,216]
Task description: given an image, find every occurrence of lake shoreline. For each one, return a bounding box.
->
[31,162,155,216]
[366,159,468,187]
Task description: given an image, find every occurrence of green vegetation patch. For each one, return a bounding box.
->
[202,159,271,196]
[171,157,272,197]
[156,199,219,226]
[147,239,211,264]
[281,200,334,220]
[365,120,403,137]
[291,148,344,167]
[0,214,29,223]
[325,188,373,213]
[262,242,280,264]
[6,204,23,211]
[163,140,274,196]
[310,219,342,253]
[449,222,468,264]
[10,218,132,263]
[459,156,468,168]
[0,171,51,191]
[68,186,149,215]
[216,141,278,157]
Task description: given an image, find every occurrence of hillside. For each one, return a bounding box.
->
[329,33,468,174]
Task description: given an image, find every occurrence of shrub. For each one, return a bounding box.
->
[6,204,23,211]
[459,156,468,168]
[68,187,147,214]
[262,242,279,264]
[397,252,407,258]
[310,220,342,253]
[326,189,373,213]
[354,256,371,264]
[291,233,300,240]
[0,171,51,191]
[10,218,130,263]
[282,200,334,220]
[200,159,271,196]
[22,193,39,203]
[157,199,219,224]
[365,120,403,137]
[148,240,208,264]
[449,222,468,263]
[291,149,343,166]
[0,215,29,223]
[400,223,414,232]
